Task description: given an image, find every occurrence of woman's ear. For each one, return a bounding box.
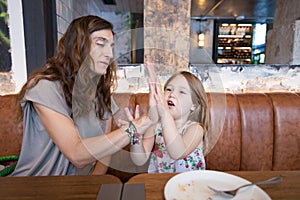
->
[190,104,196,111]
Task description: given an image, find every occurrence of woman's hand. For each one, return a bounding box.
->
[118,103,157,135]
[117,106,140,129]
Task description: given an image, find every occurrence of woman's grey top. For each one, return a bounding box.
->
[11,80,118,176]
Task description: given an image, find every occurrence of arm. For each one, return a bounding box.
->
[161,113,204,160]
[92,156,111,174]
[153,82,204,160]
[145,62,159,123]
[130,64,159,166]
[34,103,152,169]
[92,118,113,175]
[130,124,156,166]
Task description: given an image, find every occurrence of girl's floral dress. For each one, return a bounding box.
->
[148,120,206,173]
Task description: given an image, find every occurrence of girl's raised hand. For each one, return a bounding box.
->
[145,62,156,84]
[153,78,169,117]
[145,62,159,123]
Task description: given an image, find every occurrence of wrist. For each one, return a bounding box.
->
[122,121,142,146]
[133,115,153,133]
[159,110,172,122]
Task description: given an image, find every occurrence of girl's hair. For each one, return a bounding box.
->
[17,15,117,120]
[164,71,210,154]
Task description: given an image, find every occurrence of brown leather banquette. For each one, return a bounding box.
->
[0,92,299,182]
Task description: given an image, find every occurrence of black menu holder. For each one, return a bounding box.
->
[96,184,123,200]
[121,184,145,200]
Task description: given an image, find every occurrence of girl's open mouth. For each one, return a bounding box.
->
[167,100,175,107]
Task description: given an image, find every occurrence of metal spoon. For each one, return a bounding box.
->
[208,177,282,198]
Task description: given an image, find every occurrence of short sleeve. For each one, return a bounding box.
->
[22,80,72,120]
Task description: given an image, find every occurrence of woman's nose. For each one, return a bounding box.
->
[104,45,114,58]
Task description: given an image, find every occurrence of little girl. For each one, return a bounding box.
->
[130,65,210,173]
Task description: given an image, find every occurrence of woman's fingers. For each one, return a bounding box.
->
[135,105,140,119]
[124,107,133,121]
[123,105,141,121]
[117,119,128,127]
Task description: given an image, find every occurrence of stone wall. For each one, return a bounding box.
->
[55,0,88,39]
[114,64,300,94]
[144,0,191,74]
[292,20,300,65]
[55,0,132,64]
[2,63,299,95]
[0,72,15,95]
[191,64,300,93]
[265,0,300,64]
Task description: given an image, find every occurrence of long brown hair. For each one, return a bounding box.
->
[164,71,210,154]
[17,15,117,120]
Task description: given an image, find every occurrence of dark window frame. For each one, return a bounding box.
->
[22,0,57,76]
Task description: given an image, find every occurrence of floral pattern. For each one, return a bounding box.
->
[148,121,206,173]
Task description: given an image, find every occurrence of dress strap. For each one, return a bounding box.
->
[179,120,197,135]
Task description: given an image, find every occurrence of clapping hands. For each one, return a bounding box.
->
[145,62,160,123]
[145,63,170,120]
[117,63,166,134]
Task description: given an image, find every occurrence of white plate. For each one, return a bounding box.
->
[164,170,271,200]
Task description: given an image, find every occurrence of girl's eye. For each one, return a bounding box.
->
[180,91,186,94]
[165,88,172,92]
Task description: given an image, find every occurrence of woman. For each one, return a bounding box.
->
[11,15,155,176]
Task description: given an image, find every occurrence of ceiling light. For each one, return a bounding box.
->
[236,15,245,20]
[198,32,205,48]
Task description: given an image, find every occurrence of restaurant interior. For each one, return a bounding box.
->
[0,0,299,199]
[0,0,299,94]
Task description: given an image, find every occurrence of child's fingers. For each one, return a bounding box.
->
[145,62,157,82]
[155,82,163,99]
[148,78,155,91]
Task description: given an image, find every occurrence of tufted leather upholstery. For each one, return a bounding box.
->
[107,92,300,182]
[0,92,299,182]
[0,94,23,157]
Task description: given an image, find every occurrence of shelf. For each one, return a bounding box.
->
[234,47,252,49]
[218,35,252,38]
[216,22,254,64]
[218,57,251,60]
[218,46,252,49]
[217,58,252,64]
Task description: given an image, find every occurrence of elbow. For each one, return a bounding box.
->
[68,154,89,169]
[168,152,185,160]
[169,155,181,160]
[133,160,148,166]
[73,161,87,169]
[65,142,95,169]
[130,154,149,166]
